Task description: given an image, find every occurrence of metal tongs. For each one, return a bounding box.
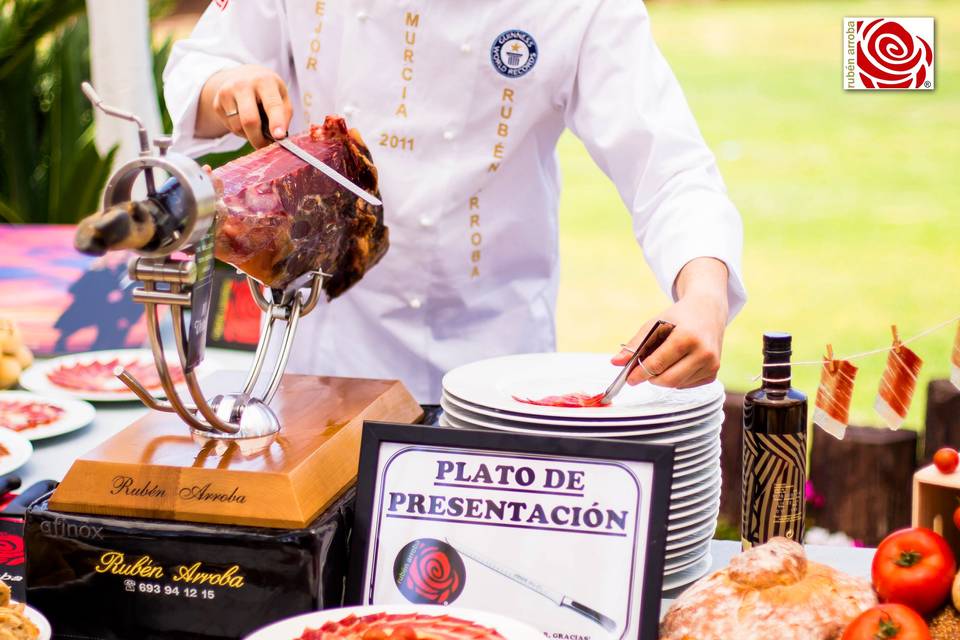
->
[600,320,675,405]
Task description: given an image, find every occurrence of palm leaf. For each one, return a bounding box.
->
[0,196,25,224]
[0,0,86,81]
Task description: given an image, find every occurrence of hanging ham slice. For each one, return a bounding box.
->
[874,328,923,430]
[812,348,858,440]
[951,321,960,392]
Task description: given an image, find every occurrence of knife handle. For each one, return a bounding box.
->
[257,101,275,142]
[562,598,617,632]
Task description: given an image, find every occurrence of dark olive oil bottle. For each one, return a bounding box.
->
[741,332,808,549]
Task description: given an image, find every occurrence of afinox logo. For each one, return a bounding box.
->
[40,518,104,541]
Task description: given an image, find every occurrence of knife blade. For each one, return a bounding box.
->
[446,537,617,632]
[258,103,383,207]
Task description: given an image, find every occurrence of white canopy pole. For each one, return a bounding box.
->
[85,0,163,183]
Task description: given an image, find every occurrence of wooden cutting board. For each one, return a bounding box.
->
[49,374,423,528]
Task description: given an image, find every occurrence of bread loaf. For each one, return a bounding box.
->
[660,537,876,640]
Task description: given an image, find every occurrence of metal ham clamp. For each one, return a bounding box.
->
[79,82,332,439]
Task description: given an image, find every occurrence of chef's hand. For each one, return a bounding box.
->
[196,65,293,149]
[612,258,730,389]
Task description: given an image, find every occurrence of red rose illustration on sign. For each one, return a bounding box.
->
[856,18,933,89]
[394,538,465,605]
[0,533,24,567]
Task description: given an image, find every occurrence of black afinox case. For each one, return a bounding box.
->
[24,489,354,639]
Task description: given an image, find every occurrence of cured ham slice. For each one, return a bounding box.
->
[0,400,64,431]
[512,392,606,408]
[874,327,923,430]
[812,347,858,440]
[47,357,184,393]
[296,612,506,640]
[951,321,960,392]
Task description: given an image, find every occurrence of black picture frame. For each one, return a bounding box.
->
[346,421,675,640]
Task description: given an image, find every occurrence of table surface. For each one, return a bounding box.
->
[14,350,875,609]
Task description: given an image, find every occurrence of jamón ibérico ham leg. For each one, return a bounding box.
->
[812,347,858,440]
[512,392,606,408]
[874,327,923,430]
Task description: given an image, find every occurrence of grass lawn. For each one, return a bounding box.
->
[556,0,960,429]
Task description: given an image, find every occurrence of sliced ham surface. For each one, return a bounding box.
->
[296,612,506,640]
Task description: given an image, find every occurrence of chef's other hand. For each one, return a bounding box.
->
[197,65,293,149]
[612,258,730,389]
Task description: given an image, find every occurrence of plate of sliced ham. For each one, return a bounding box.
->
[0,391,95,441]
[442,353,723,420]
[244,605,543,640]
[19,349,209,403]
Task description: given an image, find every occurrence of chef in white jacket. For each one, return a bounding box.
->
[164,0,746,403]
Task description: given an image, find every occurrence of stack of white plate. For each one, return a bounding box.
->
[440,353,724,591]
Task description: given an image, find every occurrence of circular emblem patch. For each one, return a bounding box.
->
[393,538,465,605]
[490,29,538,78]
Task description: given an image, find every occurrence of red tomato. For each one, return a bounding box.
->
[953,506,960,532]
[934,448,959,474]
[872,528,956,614]
[841,604,930,640]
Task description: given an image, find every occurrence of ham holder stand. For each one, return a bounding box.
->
[47,84,423,529]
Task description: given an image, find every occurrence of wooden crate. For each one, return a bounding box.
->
[913,463,960,557]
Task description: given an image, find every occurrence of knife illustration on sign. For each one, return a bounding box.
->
[445,537,617,632]
[257,103,383,207]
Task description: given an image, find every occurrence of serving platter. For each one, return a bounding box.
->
[245,605,543,640]
[24,603,52,640]
[0,428,33,476]
[442,353,724,419]
[0,391,95,441]
[20,348,218,403]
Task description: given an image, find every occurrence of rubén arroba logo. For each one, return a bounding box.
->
[843,17,934,90]
[490,30,538,78]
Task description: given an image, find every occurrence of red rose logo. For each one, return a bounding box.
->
[0,533,24,567]
[393,539,465,605]
[856,18,933,89]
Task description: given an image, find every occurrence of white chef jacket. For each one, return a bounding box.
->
[164,0,746,403]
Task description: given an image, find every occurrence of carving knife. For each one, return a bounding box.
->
[445,537,617,632]
[258,103,383,207]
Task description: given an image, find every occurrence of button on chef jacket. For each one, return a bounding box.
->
[164,0,747,403]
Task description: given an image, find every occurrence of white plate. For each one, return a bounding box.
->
[674,443,721,471]
[0,391,95,441]
[0,429,32,476]
[663,547,710,575]
[669,468,721,501]
[24,604,52,640]
[670,492,721,522]
[662,554,713,591]
[244,604,543,640]
[670,456,720,491]
[666,519,717,551]
[670,483,722,512]
[440,396,721,435]
[668,505,721,536]
[20,349,216,403]
[442,353,724,419]
[442,391,725,427]
[440,410,723,443]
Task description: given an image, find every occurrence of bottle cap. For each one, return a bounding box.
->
[763,332,792,354]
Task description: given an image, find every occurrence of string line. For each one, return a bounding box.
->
[749,313,960,381]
